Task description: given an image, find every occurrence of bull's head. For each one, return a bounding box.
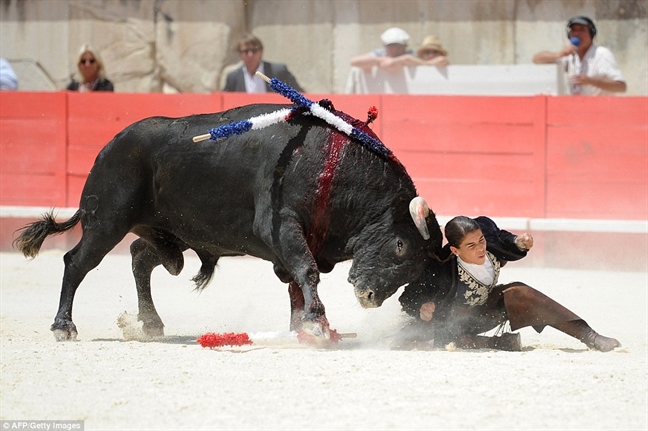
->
[348,196,442,308]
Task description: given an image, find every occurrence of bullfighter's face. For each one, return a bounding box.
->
[450,229,486,265]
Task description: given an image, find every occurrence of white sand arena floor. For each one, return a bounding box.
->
[1,250,646,430]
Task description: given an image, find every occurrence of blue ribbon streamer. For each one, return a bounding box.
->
[208,120,253,141]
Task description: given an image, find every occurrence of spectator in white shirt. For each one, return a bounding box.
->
[0,58,18,90]
[533,16,626,95]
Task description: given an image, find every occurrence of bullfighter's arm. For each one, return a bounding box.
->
[475,216,530,263]
[399,283,438,318]
[399,256,453,319]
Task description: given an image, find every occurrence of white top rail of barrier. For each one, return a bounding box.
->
[345,64,566,96]
[2,207,644,234]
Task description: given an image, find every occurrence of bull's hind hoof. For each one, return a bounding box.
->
[51,328,78,341]
[51,320,78,341]
[137,314,165,338]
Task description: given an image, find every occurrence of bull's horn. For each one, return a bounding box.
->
[409,197,430,240]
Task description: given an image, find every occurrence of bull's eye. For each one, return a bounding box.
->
[396,239,404,255]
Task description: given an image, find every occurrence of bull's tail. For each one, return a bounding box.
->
[13,210,81,258]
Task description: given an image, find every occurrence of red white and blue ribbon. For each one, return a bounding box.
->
[206,107,294,140]
[193,72,392,160]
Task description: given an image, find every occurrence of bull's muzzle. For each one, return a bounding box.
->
[354,287,380,308]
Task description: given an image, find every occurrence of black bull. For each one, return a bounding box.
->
[14,103,443,341]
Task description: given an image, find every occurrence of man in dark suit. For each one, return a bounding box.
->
[222,34,305,93]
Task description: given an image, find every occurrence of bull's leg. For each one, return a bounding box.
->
[52,250,87,341]
[288,281,305,331]
[52,227,126,341]
[273,263,306,331]
[272,221,330,337]
[256,207,329,336]
[130,238,168,337]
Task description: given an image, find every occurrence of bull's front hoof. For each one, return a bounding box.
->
[299,321,330,340]
[51,321,78,341]
[289,310,306,332]
[297,321,340,347]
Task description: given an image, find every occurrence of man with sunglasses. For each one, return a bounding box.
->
[222,34,304,93]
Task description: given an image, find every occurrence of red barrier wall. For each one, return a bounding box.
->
[65,92,220,206]
[1,92,646,220]
[545,97,647,219]
[0,92,67,206]
[382,95,548,218]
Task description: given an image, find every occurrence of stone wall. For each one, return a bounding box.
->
[1,0,646,95]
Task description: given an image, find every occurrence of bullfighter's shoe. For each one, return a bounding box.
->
[582,330,621,352]
[456,333,522,351]
[492,332,522,351]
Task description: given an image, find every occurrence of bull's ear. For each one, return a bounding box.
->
[428,242,451,262]
[426,206,441,235]
[421,200,443,246]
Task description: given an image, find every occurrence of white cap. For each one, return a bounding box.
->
[380,27,410,46]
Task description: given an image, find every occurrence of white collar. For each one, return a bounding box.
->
[242,62,267,93]
[457,254,496,286]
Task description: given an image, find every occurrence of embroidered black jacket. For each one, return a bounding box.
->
[399,216,527,319]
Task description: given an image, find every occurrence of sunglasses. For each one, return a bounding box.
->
[80,58,96,65]
[239,48,260,55]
